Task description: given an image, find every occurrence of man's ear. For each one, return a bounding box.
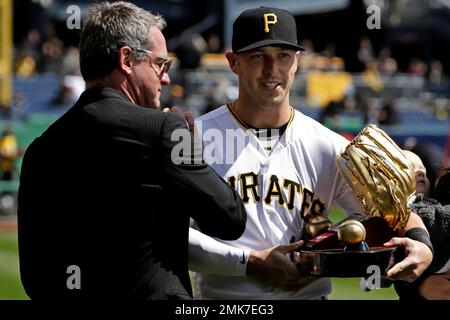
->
[118,46,134,74]
[225,52,238,74]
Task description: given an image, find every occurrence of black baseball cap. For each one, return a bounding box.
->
[232,6,305,53]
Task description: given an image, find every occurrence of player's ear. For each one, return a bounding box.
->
[295,51,301,74]
[225,52,238,74]
[118,46,134,75]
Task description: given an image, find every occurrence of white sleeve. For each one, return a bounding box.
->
[335,187,362,213]
[188,227,251,276]
[333,173,366,217]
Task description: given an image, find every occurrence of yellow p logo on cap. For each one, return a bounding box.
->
[263,13,277,33]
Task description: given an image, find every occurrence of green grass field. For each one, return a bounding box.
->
[0,207,398,300]
[327,207,398,299]
[0,232,28,299]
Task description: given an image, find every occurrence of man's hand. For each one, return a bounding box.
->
[163,106,195,133]
[246,241,318,291]
[419,273,450,300]
[384,237,433,282]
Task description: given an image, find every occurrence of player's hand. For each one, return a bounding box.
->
[419,273,450,300]
[384,237,433,282]
[246,241,319,291]
[163,106,195,133]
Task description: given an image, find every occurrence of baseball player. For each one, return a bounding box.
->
[188,6,433,300]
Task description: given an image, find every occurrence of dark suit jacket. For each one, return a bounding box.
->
[17,87,246,299]
[394,194,450,300]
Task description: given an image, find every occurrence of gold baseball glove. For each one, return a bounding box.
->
[336,124,416,230]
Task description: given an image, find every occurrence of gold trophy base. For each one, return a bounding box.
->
[296,246,397,277]
[296,217,398,277]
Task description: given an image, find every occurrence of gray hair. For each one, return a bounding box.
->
[79,1,166,81]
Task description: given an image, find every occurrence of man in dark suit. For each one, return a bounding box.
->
[17,1,246,299]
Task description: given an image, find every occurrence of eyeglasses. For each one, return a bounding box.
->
[131,48,172,77]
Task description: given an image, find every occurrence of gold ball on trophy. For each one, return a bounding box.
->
[337,219,366,244]
[305,215,332,238]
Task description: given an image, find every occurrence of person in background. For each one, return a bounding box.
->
[396,151,450,300]
[0,127,19,181]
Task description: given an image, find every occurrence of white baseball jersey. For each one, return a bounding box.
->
[188,103,363,299]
